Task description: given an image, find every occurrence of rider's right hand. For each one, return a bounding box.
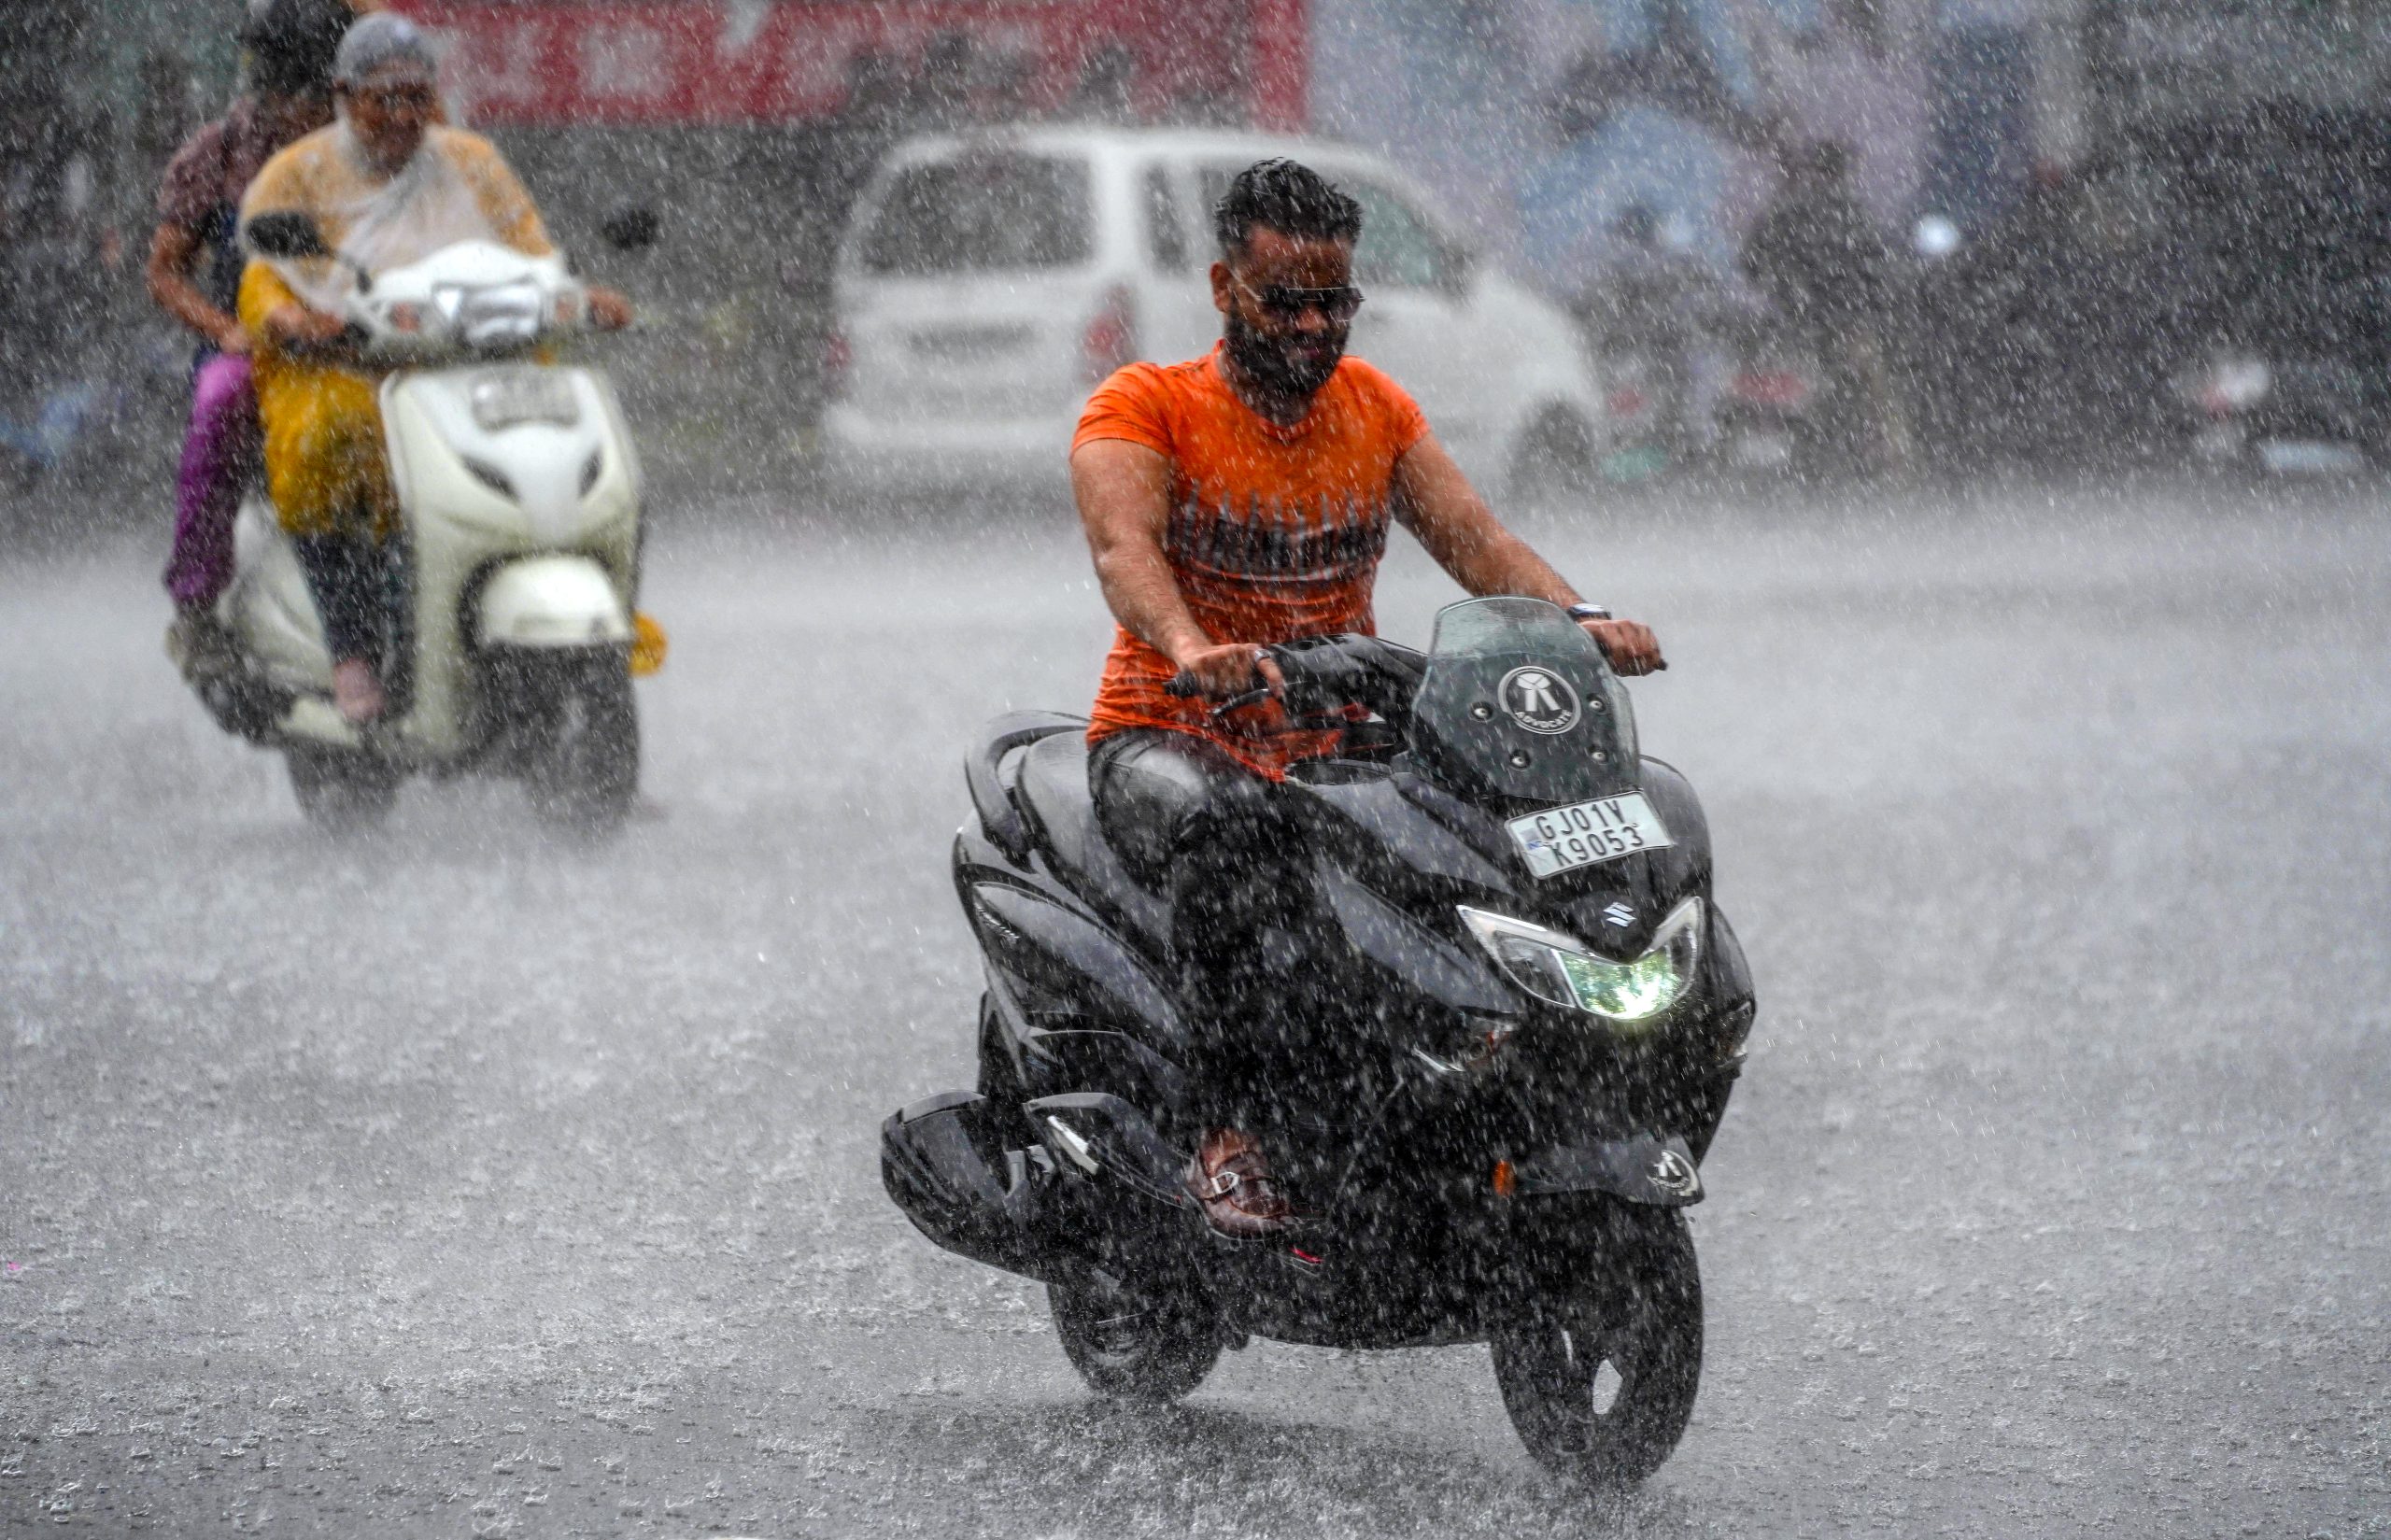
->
[1167,640,1286,701]
[264,303,347,348]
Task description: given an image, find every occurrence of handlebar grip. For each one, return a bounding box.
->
[1210,685,1273,718]
[1165,671,1199,698]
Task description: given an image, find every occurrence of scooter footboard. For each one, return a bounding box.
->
[1023,1093,1192,1208]
[880,1091,1068,1283]
[881,1089,1202,1285]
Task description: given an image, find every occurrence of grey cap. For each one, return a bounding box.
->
[332,13,439,88]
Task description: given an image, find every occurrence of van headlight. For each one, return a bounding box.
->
[1458,897,1703,1024]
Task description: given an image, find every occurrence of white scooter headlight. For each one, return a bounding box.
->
[1458,897,1704,1024]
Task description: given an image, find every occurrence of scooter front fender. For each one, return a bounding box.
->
[1510,1131,1704,1207]
[474,556,630,650]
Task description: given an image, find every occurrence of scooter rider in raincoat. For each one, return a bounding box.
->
[236,13,632,725]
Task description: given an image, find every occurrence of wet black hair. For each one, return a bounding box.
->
[1211,158,1363,260]
[243,0,351,99]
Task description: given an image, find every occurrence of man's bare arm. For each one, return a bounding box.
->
[1393,431,1664,673]
[148,224,247,354]
[1071,438,1283,699]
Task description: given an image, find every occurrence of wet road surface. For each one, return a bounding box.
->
[3,477,2386,1536]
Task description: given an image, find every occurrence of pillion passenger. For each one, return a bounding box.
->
[150,0,356,679]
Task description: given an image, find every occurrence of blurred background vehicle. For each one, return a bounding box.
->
[1711,310,1824,476]
[820,127,1610,499]
[1565,202,1728,480]
[1913,110,2391,479]
[2150,107,2391,476]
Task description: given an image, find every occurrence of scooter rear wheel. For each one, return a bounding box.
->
[1492,1206,1703,1486]
[1050,1266,1220,1404]
[287,746,399,835]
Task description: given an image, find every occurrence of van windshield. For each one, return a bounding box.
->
[858,154,1093,276]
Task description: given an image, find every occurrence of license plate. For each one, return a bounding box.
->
[1507,793,1674,879]
[910,323,1032,361]
[469,368,579,431]
[2257,439,2367,475]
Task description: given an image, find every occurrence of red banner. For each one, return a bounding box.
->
[396,1,1306,129]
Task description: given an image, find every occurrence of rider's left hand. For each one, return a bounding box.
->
[1581,617,1665,675]
[586,287,634,332]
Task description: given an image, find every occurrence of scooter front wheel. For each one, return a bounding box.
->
[523,649,639,839]
[287,745,399,835]
[1492,1205,1702,1485]
[1050,1265,1220,1404]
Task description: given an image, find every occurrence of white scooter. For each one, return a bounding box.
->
[195,211,658,837]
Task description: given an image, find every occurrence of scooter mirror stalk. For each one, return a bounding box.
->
[244,210,375,294]
[244,210,330,260]
[599,205,661,253]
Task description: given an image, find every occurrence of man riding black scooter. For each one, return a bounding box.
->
[1069,158,1664,1237]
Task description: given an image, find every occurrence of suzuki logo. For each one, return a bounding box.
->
[1601,901,1634,927]
[1497,666,1581,736]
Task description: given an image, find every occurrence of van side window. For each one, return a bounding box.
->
[860,154,1094,275]
[1197,166,1453,291]
[1342,180,1450,290]
[1144,165,1188,272]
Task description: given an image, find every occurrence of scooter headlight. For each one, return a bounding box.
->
[1458,897,1704,1024]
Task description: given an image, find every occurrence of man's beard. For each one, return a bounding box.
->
[1224,306,1346,402]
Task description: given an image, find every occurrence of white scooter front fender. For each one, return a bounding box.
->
[475,556,632,650]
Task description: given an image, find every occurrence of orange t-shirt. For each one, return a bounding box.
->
[1074,346,1432,776]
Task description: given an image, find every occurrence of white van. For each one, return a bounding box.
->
[821,126,1608,497]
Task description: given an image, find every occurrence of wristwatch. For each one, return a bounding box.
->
[1565,602,1613,622]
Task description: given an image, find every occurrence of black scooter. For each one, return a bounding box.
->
[881,597,1756,1484]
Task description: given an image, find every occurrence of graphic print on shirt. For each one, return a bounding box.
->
[1165,489,1392,594]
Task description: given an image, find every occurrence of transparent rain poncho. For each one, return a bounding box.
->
[241,15,550,312]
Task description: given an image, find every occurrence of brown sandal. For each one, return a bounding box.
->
[1186,1127,1291,1238]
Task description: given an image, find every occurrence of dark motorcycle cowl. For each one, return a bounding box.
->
[1406,598,1641,807]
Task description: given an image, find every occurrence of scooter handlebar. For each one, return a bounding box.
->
[276,319,377,365]
[1160,636,1424,725]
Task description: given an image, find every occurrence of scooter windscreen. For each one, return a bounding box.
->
[1407,597,1640,804]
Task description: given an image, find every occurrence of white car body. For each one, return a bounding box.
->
[821,126,1606,497]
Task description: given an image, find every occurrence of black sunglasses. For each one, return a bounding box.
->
[1234,276,1365,324]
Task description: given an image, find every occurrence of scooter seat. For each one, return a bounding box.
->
[1014,733,1168,941]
